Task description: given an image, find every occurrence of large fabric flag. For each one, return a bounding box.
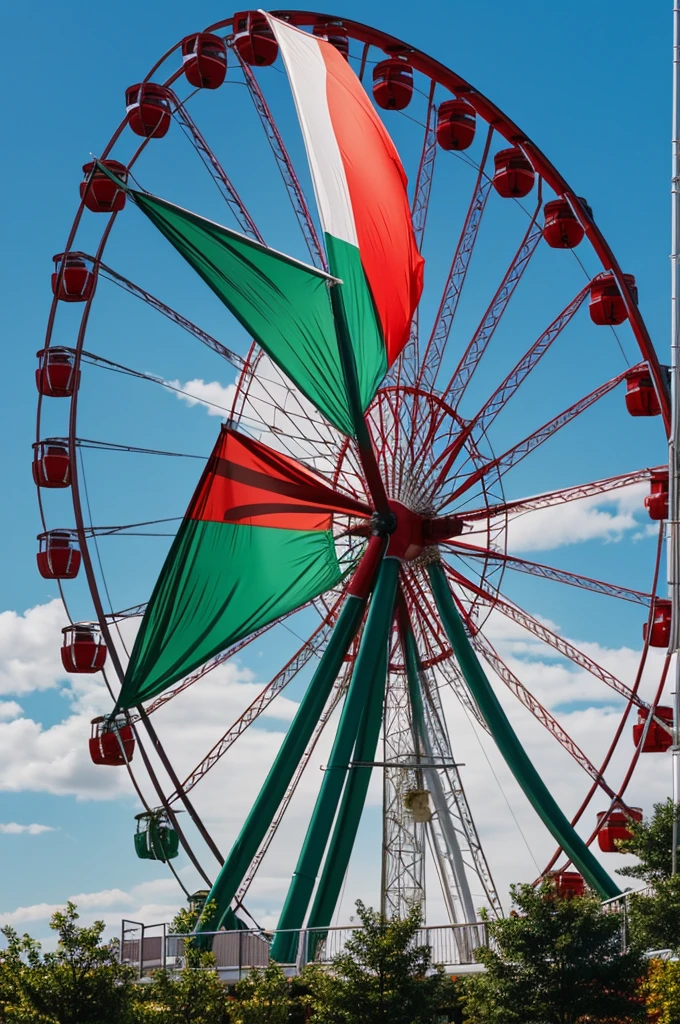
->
[266,13,424,391]
[116,427,371,709]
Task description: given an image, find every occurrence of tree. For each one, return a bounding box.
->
[141,965,230,1024]
[464,882,647,1024]
[139,898,230,1024]
[617,798,678,884]
[301,900,457,1024]
[1,902,137,1024]
[617,799,680,952]
[645,958,680,1024]
[230,963,294,1024]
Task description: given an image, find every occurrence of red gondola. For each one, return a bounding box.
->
[596,807,643,852]
[543,198,591,249]
[35,348,79,398]
[436,99,476,151]
[624,367,661,417]
[89,716,135,765]
[182,33,227,89]
[51,253,96,303]
[80,160,128,213]
[36,530,80,580]
[550,871,585,897]
[61,623,107,674]
[125,83,172,138]
[589,272,637,326]
[232,11,278,66]
[645,469,669,521]
[372,58,414,111]
[633,706,673,752]
[492,147,535,199]
[32,440,70,488]
[313,21,349,59]
[644,599,672,648]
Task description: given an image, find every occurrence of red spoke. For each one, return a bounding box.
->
[439,187,543,409]
[443,562,646,708]
[446,541,652,606]
[389,81,438,399]
[85,259,244,369]
[425,286,589,491]
[462,467,661,522]
[236,52,327,271]
[170,92,263,241]
[417,126,494,393]
[439,364,639,509]
[472,630,618,797]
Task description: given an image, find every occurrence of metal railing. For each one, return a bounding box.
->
[120,920,490,979]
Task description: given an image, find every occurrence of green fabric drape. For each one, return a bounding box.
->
[117,520,343,709]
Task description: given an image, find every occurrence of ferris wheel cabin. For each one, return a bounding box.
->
[549,871,585,897]
[32,440,70,489]
[645,469,669,520]
[125,83,173,138]
[232,12,278,66]
[89,715,135,765]
[623,367,662,416]
[633,706,673,753]
[312,21,350,59]
[596,807,643,852]
[372,58,414,110]
[51,253,96,303]
[492,147,535,198]
[643,599,672,648]
[542,199,591,249]
[35,348,79,398]
[181,33,227,89]
[80,160,128,213]
[588,272,638,326]
[134,811,179,862]
[36,530,80,580]
[61,623,107,673]
[436,99,476,151]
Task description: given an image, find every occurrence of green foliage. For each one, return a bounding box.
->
[645,958,680,1024]
[140,965,229,1024]
[230,963,294,1024]
[1,902,137,1024]
[614,799,680,952]
[617,798,678,883]
[168,900,219,970]
[464,882,647,1024]
[300,900,457,1024]
[627,876,680,953]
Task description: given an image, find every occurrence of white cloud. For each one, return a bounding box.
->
[0,823,54,835]
[465,483,650,553]
[0,600,70,695]
[166,378,236,417]
[0,702,22,721]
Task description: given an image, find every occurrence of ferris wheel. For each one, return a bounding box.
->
[35,9,674,944]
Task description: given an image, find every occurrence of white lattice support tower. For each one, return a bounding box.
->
[420,664,503,919]
[381,669,426,919]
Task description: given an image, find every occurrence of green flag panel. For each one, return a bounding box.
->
[116,520,343,709]
[126,187,362,436]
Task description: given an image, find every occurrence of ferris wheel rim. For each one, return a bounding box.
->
[35,9,671,907]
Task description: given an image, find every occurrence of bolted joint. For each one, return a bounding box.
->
[370,510,397,537]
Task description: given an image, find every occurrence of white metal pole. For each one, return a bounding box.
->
[670,0,680,876]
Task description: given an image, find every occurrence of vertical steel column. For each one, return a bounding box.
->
[672,0,680,876]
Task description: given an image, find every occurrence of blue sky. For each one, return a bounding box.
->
[0,0,674,940]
